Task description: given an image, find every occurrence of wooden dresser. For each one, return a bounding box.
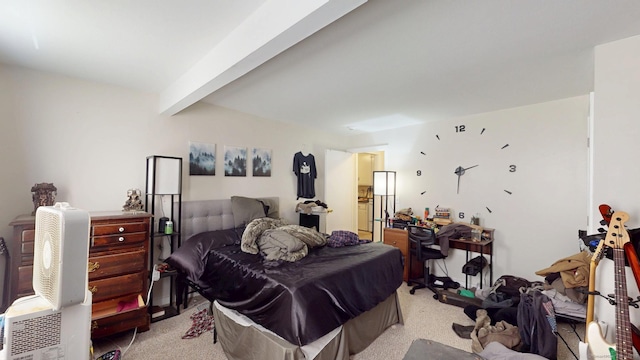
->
[7,211,151,338]
[383,228,421,282]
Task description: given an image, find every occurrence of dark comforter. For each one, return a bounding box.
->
[166,229,404,346]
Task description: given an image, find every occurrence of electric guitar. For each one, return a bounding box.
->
[586,211,634,360]
[578,239,606,359]
[598,204,640,353]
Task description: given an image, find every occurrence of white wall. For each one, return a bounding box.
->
[593,34,640,227]
[593,34,640,349]
[348,96,590,286]
[0,64,348,243]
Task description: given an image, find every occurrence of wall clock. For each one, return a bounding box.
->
[416,124,516,220]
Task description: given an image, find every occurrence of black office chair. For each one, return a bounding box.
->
[407,225,455,298]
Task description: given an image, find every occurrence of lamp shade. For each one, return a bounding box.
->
[147,156,182,194]
[373,171,396,196]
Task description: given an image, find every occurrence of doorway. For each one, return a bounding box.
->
[324,147,386,237]
[357,151,383,240]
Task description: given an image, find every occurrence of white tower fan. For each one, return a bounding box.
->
[0,203,93,360]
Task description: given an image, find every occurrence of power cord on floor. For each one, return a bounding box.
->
[96,267,158,359]
[120,327,137,358]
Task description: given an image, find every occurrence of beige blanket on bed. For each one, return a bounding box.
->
[242,218,328,261]
[257,229,308,262]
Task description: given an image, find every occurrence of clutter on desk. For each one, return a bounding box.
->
[394,207,413,221]
[433,206,453,225]
[390,207,442,231]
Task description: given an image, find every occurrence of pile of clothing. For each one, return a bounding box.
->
[295,200,328,214]
[535,250,589,318]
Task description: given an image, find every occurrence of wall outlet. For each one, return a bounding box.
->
[152,265,160,281]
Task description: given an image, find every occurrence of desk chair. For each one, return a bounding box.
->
[407,225,451,297]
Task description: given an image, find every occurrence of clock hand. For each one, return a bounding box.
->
[454,165,479,177]
[454,166,463,194]
[454,165,478,194]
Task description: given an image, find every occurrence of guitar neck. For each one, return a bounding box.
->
[586,240,606,328]
[613,247,634,359]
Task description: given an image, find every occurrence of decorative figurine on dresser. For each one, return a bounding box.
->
[122,188,144,212]
[30,182,57,215]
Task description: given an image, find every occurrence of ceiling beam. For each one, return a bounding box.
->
[158,0,367,116]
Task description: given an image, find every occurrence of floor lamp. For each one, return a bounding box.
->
[372,171,396,242]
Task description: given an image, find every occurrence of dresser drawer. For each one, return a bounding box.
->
[384,230,408,255]
[21,229,35,243]
[89,272,145,303]
[93,222,148,236]
[91,231,147,248]
[88,249,146,280]
[383,228,412,282]
[91,295,149,339]
[17,265,34,297]
[20,229,35,260]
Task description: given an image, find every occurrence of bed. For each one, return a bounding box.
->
[166,197,405,360]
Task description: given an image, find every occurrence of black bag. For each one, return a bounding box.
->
[517,291,557,359]
[493,275,531,298]
[482,275,532,308]
[462,256,488,276]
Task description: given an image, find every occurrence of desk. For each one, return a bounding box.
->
[383,226,494,289]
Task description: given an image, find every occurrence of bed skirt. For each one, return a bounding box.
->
[212,291,403,360]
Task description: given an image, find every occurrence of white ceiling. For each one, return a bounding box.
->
[2,1,640,135]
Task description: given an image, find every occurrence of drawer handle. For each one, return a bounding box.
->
[118,237,125,242]
[91,321,98,331]
[119,227,125,233]
[88,261,100,273]
[88,285,98,294]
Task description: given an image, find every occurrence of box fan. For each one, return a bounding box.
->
[0,203,93,360]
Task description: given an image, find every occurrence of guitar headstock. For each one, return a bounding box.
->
[604,211,630,249]
[591,239,606,265]
[599,204,613,226]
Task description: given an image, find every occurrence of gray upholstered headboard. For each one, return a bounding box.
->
[180,197,279,241]
[181,199,234,241]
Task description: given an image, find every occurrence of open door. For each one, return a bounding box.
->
[324,149,357,233]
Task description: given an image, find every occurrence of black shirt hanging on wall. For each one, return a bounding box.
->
[293,151,317,199]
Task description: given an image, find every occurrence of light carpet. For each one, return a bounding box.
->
[92,284,583,359]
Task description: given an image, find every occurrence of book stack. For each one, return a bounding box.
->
[151,305,165,319]
[433,207,452,225]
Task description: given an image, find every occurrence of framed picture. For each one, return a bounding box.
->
[224,146,247,176]
[252,148,272,177]
[189,142,216,176]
